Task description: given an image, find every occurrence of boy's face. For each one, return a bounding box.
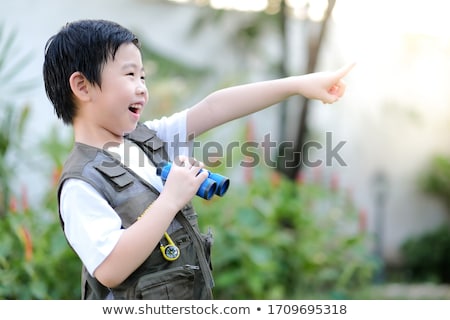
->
[89,43,148,140]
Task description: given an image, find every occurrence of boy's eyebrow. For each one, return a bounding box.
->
[121,62,145,72]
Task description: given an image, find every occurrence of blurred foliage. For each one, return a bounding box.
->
[140,42,212,119]
[0,24,80,299]
[190,5,281,59]
[0,104,79,299]
[0,104,29,217]
[195,125,378,299]
[0,23,33,217]
[419,154,450,213]
[400,225,450,284]
[0,24,38,100]
[196,170,378,299]
[398,154,450,285]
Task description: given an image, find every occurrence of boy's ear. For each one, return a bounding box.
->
[69,71,91,102]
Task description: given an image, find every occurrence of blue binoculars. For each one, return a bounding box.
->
[156,161,230,200]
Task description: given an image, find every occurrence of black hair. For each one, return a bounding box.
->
[43,19,140,125]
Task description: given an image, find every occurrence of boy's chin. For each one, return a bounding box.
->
[123,123,139,136]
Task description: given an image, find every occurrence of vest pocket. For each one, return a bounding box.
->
[135,264,199,299]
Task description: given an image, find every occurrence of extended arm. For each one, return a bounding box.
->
[187,63,354,138]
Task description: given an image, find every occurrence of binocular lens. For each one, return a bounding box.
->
[197,178,217,200]
[208,172,229,196]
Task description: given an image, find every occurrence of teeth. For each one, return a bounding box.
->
[129,104,142,114]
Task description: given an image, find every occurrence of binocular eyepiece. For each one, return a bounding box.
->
[156,161,230,200]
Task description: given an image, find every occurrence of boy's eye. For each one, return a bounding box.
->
[127,72,134,77]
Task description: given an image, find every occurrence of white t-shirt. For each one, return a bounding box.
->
[60,110,191,277]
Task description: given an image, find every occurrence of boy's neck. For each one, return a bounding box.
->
[73,120,124,149]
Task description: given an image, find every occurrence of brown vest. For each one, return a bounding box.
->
[57,123,214,299]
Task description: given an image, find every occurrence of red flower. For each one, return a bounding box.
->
[296,171,305,185]
[9,196,17,213]
[270,170,281,187]
[358,209,368,233]
[52,166,63,187]
[18,226,33,261]
[21,185,29,212]
[330,172,339,191]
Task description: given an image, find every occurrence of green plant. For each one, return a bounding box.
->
[419,154,450,213]
[400,226,450,284]
[0,122,80,299]
[0,24,37,100]
[0,104,29,217]
[401,154,450,284]
[0,187,80,299]
[195,162,377,299]
[0,25,35,217]
[0,24,80,298]
[139,42,211,120]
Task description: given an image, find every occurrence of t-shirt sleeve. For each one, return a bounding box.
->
[60,179,124,277]
[143,109,193,160]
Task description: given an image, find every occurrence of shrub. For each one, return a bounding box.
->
[401,226,450,284]
[419,154,450,212]
[195,165,378,299]
[0,115,80,299]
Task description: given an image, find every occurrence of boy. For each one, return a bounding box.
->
[43,19,353,299]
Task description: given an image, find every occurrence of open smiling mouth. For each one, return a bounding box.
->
[128,104,141,115]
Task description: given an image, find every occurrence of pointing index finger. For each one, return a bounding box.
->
[336,62,356,78]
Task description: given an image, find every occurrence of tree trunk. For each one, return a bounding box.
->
[277,0,336,180]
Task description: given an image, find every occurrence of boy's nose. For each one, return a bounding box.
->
[136,84,147,95]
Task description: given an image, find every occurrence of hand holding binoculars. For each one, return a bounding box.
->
[156,160,230,200]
